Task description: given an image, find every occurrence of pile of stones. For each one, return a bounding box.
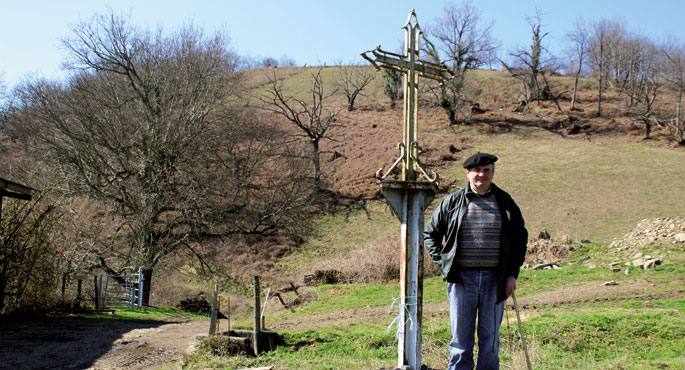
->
[605,217,685,273]
[523,229,575,269]
[609,217,685,251]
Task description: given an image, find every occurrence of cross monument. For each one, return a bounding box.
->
[362,10,452,370]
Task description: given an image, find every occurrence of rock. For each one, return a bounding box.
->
[603,280,618,286]
[532,262,558,270]
[538,228,551,240]
[642,258,662,269]
[675,233,685,243]
[608,262,622,272]
[178,293,211,313]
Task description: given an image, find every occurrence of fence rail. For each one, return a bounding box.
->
[62,267,144,309]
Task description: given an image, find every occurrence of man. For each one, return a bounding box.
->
[424,152,527,370]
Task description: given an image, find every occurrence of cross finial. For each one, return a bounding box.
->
[403,9,419,30]
[361,11,453,183]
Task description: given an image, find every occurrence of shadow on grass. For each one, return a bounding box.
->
[0,314,166,370]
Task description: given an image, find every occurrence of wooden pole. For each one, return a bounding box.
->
[76,279,82,305]
[227,295,231,331]
[253,276,261,355]
[260,287,271,330]
[61,273,67,305]
[209,284,218,335]
[98,274,107,308]
[511,292,533,370]
[93,275,100,309]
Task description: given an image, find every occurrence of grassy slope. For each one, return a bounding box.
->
[440,126,685,243]
[184,67,685,369]
[280,125,685,278]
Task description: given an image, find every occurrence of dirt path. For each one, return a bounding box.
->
[89,320,207,369]
[0,316,208,370]
[1,278,682,369]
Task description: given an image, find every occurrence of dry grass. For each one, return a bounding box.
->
[308,236,440,283]
[438,126,685,243]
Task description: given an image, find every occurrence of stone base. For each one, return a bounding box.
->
[196,329,282,356]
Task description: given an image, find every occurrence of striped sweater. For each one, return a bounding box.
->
[453,193,501,268]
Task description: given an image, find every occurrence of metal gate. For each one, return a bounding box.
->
[98,267,144,309]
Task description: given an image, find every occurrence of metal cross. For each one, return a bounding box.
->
[362,10,452,370]
[362,10,452,183]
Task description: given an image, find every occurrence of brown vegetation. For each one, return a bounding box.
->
[2,6,685,312]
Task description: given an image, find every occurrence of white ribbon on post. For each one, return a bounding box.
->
[386,296,418,342]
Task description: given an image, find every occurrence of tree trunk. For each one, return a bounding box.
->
[644,119,651,139]
[597,44,604,117]
[597,74,603,117]
[0,275,6,313]
[346,97,355,112]
[448,108,458,126]
[677,89,682,127]
[571,57,583,110]
[311,139,321,193]
[347,91,359,111]
[141,268,153,306]
[571,77,579,110]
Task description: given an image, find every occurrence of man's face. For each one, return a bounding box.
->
[466,163,494,192]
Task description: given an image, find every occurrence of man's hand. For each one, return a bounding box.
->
[506,276,517,297]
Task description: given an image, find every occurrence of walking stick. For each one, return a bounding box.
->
[511,291,533,370]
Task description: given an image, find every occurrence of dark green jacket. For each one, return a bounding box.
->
[423,183,528,302]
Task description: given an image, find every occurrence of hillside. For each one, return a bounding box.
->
[243,66,685,281]
[2,66,685,289]
[1,65,685,369]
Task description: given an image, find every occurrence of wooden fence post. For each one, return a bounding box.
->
[209,284,218,335]
[61,273,67,305]
[253,276,261,355]
[227,295,231,332]
[98,274,107,308]
[76,279,83,305]
[93,275,100,309]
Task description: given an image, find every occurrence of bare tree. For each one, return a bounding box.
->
[0,192,60,313]
[0,76,8,130]
[612,34,651,108]
[259,68,338,193]
[278,55,297,67]
[335,62,374,111]
[566,19,590,111]
[629,40,662,139]
[502,11,560,109]
[382,68,402,108]
[589,19,625,117]
[10,13,312,305]
[424,0,497,125]
[661,38,685,143]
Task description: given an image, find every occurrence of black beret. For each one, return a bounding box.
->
[463,152,498,169]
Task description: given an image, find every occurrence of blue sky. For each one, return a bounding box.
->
[1,0,683,87]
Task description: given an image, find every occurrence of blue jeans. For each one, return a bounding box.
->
[447,270,504,370]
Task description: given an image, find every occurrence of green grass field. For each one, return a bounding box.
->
[184,263,685,369]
